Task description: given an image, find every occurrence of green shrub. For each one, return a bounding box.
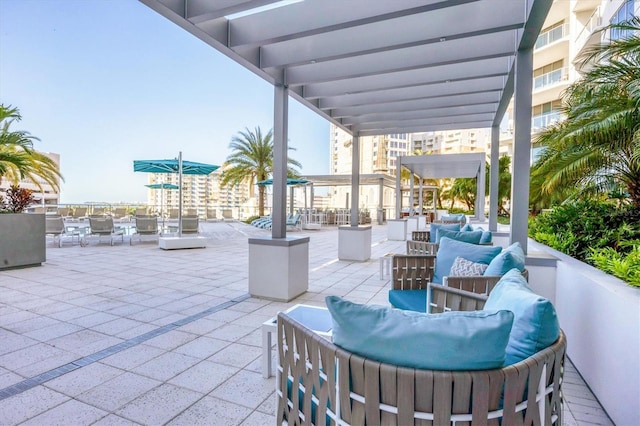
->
[245,215,260,224]
[588,245,640,288]
[529,199,640,287]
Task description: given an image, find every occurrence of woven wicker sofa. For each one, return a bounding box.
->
[277,291,565,425]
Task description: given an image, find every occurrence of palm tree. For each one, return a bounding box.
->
[531,18,640,208]
[0,104,63,191]
[220,127,301,216]
[447,157,512,215]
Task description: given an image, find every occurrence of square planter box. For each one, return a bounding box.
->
[0,213,45,270]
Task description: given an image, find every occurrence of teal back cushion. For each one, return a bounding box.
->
[436,229,483,245]
[480,231,493,244]
[484,242,526,276]
[483,269,560,365]
[326,296,514,370]
[441,214,466,223]
[461,223,474,232]
[429,223,460,243]
[433,237,502,284]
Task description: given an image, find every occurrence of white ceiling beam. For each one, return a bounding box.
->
[353,114,495,132]
[342,104,497,126]
[358,122,491,137]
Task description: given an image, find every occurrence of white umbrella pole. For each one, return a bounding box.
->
[178,151,183,237]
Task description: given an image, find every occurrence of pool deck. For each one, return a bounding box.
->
[0,221,613,425]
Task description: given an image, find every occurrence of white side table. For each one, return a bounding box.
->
[262,304,332,378]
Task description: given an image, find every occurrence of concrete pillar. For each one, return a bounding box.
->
[489,125,499,231]
[272,84,288,239]
[396,157,402,219]
[350,134,360,226]
[511,47,534,253]
[475,156,486,222]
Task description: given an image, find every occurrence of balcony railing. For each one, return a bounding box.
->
[533,67,569,90]
[535,23,569,49]
[532,111,563,132]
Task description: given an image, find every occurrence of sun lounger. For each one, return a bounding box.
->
[86,216,124,246]
[130,216,159,245]
[45,215,83,247]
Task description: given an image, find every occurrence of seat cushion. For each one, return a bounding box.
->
[436,229,483,244]
[326,296,514,370]
[429,223,461,243]
[483,269,560,365]
[388,289,427,313]
[433,237,502,284]
[484,242,526,276]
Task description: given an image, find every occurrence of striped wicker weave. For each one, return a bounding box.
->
[277,296,565,426]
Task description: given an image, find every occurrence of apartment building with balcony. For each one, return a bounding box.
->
[501,0,637,162]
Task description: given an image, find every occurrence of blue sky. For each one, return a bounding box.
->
[0,0,330,203]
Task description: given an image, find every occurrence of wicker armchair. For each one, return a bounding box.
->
[277,301,566,425]
[406,240,438,255]
[411,230,430,242]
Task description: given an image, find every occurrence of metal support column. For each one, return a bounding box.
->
[350,134,360,227]
[489,125,500,231]
[272,84,288,239]
[475,157,486,221]
[396,157,402,219]
[511,47,534,253]
[409,174,414,216]
[378,177,384,225]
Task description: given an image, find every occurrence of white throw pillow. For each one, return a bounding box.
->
[450,256,488,276]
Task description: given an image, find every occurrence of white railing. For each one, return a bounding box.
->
[533,67,569,91]
[535,23,569,50]
[575,7,602,46]
[532,111,563,132]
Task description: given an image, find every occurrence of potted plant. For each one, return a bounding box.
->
[0,185,46,270]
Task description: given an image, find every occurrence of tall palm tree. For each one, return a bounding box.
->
[220,126,301,216]
[531,18,640,208]
[0,104,63,191]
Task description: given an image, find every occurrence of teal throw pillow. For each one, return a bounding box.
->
[461,223,474,232]
[429,222,460,243]
[326,296,514,370]
[432,237,502,284]
[483,269,560,365]
[484,242,526,276]
[436,229,483,245]
[441,213,466,223]
[480,231,493,244]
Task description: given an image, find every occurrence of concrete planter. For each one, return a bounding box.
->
[529,239,639,426]
[0,213,46,270]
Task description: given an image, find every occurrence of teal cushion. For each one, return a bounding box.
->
[326,296,514,370]
[429,223,460,243]
[433,237,502,284]
[441,213,466,223]
[436,229,483,245]
[461,223,474,232]
[484,242,526,276]
[388,289,427,313]
[483,269,560,365]
[480,231,493,244]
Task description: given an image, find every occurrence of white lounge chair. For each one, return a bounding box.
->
[45,215,83,247]
[86,216,124,246]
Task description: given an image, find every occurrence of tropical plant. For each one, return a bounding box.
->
[531,18,640,208]
[588,244,640,288]
[1,185,35,213]
[0,104,63,191]
[220,127,301,216]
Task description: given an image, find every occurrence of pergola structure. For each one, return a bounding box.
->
[139,0,553,300]
[398,153,486,222]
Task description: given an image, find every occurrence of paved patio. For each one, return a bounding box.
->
[0,221,612,425]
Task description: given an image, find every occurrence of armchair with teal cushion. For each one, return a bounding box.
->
[428,222,460,242]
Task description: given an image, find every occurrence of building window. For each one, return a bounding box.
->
[535,21,566,49]
[611,0,634,40]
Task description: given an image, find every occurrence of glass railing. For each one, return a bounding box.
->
[535,24,569,49]
[533,68,568,90]
[532,111,563,131]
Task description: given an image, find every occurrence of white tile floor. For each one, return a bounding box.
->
[0,221,613,425]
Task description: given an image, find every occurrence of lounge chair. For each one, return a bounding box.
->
[85,215,124,246]
[277,291,565,425]
[167,208,180,221]
[135,207,148,216]
[181,216,199,234]
[406,240,438,255]
[112,207,131,222]
[130,216,159,245]
[45,215,83,247]
[206,208,218,221]
[222,209,234,221]
[68,207,88,222]
[286,213,302,231]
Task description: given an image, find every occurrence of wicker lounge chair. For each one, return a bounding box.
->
[277,292,566,425]
[130,216,159,245]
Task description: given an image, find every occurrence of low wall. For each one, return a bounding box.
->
[528,239,640,426]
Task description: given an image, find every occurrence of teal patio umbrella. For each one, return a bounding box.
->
[144,183,179,227]
[256,178,310,214]
[134,152,219,235]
